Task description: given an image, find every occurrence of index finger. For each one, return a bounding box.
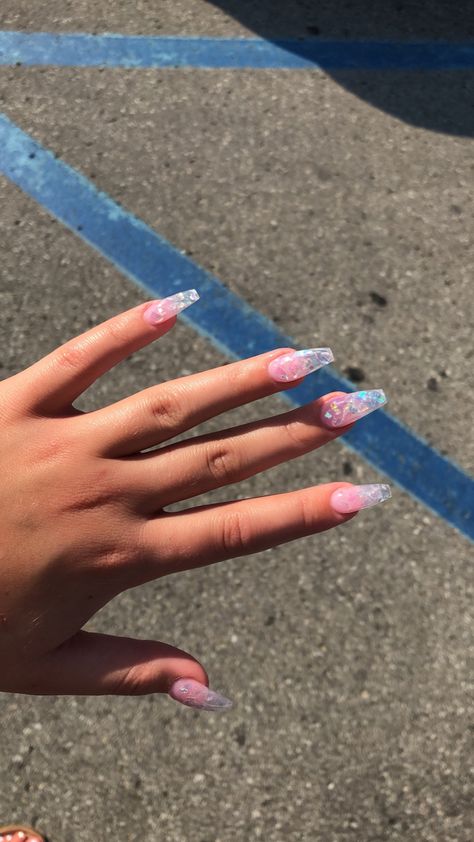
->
[6,291,199,416]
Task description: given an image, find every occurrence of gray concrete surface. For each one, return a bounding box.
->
[1,0,473,39]
[0,2,473,841]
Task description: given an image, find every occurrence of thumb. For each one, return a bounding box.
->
[29,631,233,710]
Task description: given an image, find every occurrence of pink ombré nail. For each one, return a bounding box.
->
[268,348,334,383]
[143,289,199,325]
[330,483,392,514]
[169,679,233,712]
[321,389,387,428]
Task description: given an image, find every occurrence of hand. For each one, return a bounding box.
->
[0,291,390,709]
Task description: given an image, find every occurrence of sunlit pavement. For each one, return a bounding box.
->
[0,3,472,840]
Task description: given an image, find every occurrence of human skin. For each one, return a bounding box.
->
[0,293,388,703]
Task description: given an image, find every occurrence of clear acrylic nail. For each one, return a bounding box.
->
[143,289,199,325]
[330,483,392,514]
[169,679,233,712]
[268,348,334,383]
[321,389,387,428]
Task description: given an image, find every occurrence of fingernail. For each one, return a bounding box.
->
[268,348,334,383]
[330,483,392,514]
[320,389,387,428]
[143,289,199,325]
[169,678,234,712]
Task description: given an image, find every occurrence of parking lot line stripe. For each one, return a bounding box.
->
[0,112,472,540]
[0,31,473,69]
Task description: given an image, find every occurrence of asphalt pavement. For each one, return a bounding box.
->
[0,2,472,841]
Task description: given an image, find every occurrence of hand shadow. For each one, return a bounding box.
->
[204,0,474,137]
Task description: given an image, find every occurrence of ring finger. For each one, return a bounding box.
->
[124,390,358,512]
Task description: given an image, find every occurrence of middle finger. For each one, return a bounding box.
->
[83,347,333,457]
[123,390,357,512]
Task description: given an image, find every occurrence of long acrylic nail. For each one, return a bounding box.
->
[143,289,199,326]
[268,348,334,383]
[169,679,234,712]
[330,483,392,514]
[321,389,387,428]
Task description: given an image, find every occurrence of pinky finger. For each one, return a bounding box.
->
[144,482,385,577]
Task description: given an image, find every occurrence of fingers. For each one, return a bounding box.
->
[141,482,359,576]
[84,346,325,457]
[26,630,208,696]
[9,293,197,416]
[10,632,233,709]
[126,392,354,511]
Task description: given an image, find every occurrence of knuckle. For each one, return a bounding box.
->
[283,418,312,449]
[54,341,90,372]
[205,441,240,484]
[113,663,146,695]
[219,509,251,556]
[58,464,119,514]
[224,362,247,390]
[53,314,135,374]
[105,312,136,344]
[27,419,79,466]
[37,434,74,464]
[97,543,139,577]
[297,493,319,532]
[145,390,184,433]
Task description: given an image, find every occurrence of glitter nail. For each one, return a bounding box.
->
[143,289,199,325]
[169,679,233,712]
[268,348,334,383]
[330,483,392,514]
[321,389,387,428]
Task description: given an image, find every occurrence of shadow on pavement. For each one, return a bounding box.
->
[205,0,474,136]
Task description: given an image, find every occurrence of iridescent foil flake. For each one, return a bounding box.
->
[322,389,387,428]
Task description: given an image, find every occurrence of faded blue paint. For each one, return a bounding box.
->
[0,112,472,540]
[0,31,473,69]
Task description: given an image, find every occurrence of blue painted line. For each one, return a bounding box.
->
[0,112,472,540]
[0,31,474,69]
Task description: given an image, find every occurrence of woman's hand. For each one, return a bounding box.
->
[0,291,390,709]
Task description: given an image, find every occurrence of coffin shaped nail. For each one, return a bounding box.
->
[330,483,392,514]
[143,289,199,325]
[169,678,233,712]
[321,389,387,428]
[268,348,334,382]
